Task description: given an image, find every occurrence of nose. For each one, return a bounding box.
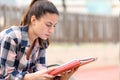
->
[48,27,54,33]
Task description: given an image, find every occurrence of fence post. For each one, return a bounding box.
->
[2,5,7,27]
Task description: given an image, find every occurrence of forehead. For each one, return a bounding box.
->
[40,13,59,23]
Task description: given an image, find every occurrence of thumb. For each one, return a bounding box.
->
[47,67,56,73]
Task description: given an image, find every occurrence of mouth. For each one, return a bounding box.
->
[45,34,50,38]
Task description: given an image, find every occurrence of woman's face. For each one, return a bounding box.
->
[31,13,59,40]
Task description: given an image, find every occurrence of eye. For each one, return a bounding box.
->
[46,24,52,27]
[54,25,56,27]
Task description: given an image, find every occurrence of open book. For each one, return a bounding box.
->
[48,57,97,76]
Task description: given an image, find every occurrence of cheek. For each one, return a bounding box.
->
[40,25,48,32]
[36,27,43,35]
[34,22,48,35]
[35,26,47,35]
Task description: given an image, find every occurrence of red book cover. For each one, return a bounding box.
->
[48,57,97,76]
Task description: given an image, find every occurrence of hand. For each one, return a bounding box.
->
[23,68,55,80]
[59,67,79,80]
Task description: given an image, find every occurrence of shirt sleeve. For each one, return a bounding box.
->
[0,36,28,80]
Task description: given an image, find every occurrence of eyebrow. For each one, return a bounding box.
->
[47,21,57,26]
[47,22,53,25]
[46,21,58,26]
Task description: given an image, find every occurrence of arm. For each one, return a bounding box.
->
[0,36,55,80]
[23,43,53,80]
[23,68,55,80]
[0,36,28,80]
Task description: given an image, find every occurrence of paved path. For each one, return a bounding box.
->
[73,66,119,80]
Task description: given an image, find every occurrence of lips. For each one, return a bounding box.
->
[45,34,50,38]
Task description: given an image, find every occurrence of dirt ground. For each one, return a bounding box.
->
[46,43,119,80]
[46,43,119,69]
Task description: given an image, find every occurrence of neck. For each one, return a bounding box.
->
[28,25,37,45]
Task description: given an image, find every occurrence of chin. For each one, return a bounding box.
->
[42,37,48,40]
[40,36,49,40]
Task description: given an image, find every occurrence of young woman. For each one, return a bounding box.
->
[0,0,78,80]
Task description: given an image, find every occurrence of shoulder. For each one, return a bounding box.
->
[0,26,21,36]
[0,26,22,44]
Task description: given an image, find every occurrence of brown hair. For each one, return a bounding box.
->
[20,0,59,26]
[20,0,59,48]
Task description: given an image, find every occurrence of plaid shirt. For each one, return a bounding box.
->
[0,26,48,80]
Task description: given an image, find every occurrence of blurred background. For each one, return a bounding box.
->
[0,0,119,80]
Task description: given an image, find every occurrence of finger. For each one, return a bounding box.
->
[66,68,76,76]
[47,67,56,73]
[74,66,79,70]
[43,73,55,79]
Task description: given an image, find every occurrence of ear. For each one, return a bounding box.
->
[30,15,37,25]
